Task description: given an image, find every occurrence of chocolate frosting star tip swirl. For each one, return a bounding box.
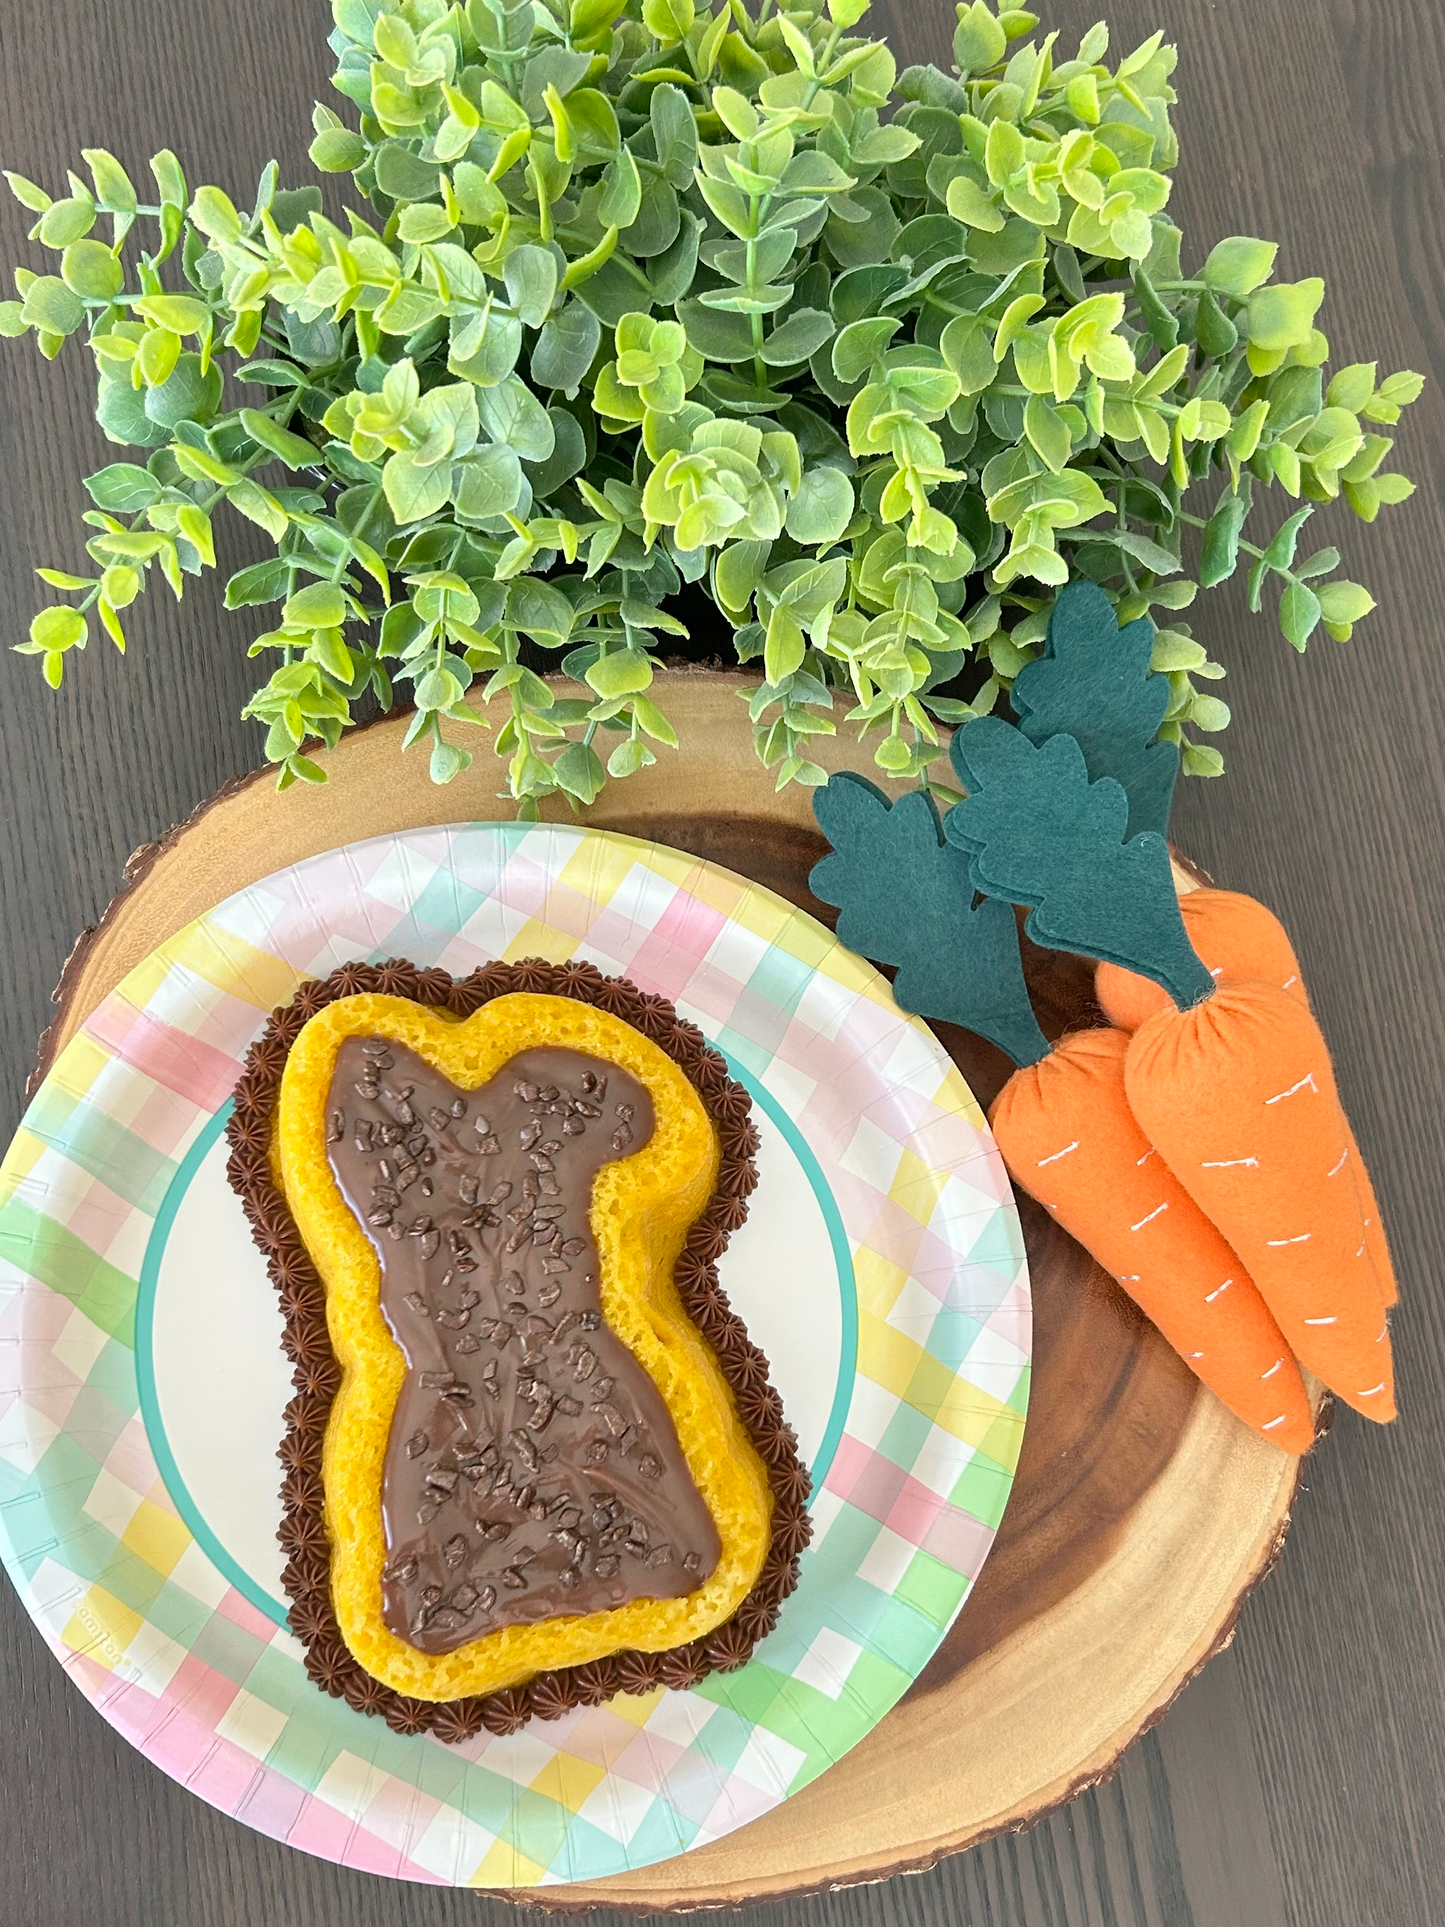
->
[227,956,812,1740]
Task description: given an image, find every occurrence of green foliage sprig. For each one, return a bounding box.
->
[0,0,1423,804]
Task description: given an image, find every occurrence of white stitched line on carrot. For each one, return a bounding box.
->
[1266,1072,1318,1104]
[1262,1358,1285,1380]
[1358,1383,1385,1397]
[1202,1155,1258,1168]
[1282,975,1299,989]
[1131,1202,1169,1231]
[1304,1315,1338,1326]
[1327,1147,1349,1177]
[1266,1233,1311,1245]
[1262,1415,1287,1431]
[1204,1278,1233,1303]
[1136,1147,1155,1166]
[1036,1140,1078,1167]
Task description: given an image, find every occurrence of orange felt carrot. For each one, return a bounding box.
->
[1096,889,1300,1029]
[944,722,1392,1427]
[1125,979,1395,1422]
[991,1026,1314,1451]
[812,750,1346,1452]
[1097,888,1397,1310]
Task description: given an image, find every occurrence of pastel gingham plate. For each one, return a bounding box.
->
[0,822,1029,1887]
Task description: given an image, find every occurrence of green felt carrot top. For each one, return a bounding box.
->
[810,580,1209,1049]
[945,717,1215,1012]
[810,774,1050,1068]
[940,578,1210,1009]
[1010,580,1179,840]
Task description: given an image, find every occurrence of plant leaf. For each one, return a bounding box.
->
[476,375,556,463]
[784,466,854,546]
[504,244,558,328]
[1202,235,1277,299]
[1278,579,1322,651]
[452,443,524,523]
[1199,487,1249,587]
[531,302,601,394]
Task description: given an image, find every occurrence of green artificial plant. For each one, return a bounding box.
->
[0,0,1423,805]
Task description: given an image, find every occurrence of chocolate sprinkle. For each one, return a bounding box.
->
[226,957,811,1740]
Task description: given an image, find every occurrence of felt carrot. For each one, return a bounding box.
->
[1095,889,1299,1030]
[945,719,1393,1426]
[991,1027,1314,1449]
[1096,888,1396,1309]
[1126,982,1394,1421]
[810,772,1315,1450]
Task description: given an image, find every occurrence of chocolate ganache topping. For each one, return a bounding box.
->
[326,1037,722,1654]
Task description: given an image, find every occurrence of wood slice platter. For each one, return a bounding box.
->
[31,668,1306,1910]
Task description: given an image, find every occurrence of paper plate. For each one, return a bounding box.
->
[0,822,1030,1887]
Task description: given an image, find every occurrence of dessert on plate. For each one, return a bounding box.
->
[224,956,812,1740]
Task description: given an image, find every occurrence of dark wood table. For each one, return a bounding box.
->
[2,2,1441,1921]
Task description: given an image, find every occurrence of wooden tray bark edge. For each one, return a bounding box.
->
[25,670,1304,1908]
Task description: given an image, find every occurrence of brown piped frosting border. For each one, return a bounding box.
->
[224,956,813,1740]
